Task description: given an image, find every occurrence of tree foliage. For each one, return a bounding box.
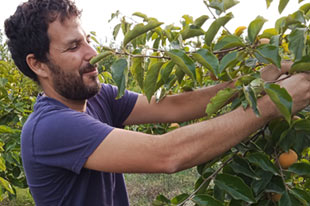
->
[91,0,310,205]
[0,31,39,200]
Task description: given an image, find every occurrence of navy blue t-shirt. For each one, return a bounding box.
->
[21,84,138,206]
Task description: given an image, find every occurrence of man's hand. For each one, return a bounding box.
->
[260,61,293,82]
[278,72,310,114]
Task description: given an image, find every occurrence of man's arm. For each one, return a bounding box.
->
[124,80,234,125]
[124,61,294,126]
[85,73,310,174]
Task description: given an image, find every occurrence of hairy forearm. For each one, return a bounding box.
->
[160,95,276,173]
[125,80,235,125]
[160,80,235,122]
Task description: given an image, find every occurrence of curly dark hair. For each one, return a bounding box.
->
[4,0,82,82]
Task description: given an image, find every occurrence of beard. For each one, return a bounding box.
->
[46,61,101,100]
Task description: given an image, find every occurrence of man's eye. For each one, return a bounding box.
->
[68,43,79,51]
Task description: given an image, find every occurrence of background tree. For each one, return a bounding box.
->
[0,31,39,201]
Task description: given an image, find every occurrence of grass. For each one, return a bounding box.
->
[0,167,199,206]
[125,167,199,205]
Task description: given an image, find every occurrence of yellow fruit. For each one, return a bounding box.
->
[259,38,270,45]
[278,149,298,169]
[271,193,282,202]
[169,123,180,128]
[234,26,246,36]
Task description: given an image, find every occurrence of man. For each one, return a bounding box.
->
[4,0,310,205]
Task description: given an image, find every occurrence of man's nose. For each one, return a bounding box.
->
[84,43,98,62]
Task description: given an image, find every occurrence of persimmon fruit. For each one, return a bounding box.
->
[271,193,282,202]
[278,149,298,169]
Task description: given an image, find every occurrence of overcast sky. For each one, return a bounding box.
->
[0,0,302,43]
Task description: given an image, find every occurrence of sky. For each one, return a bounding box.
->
[0,0,303,43]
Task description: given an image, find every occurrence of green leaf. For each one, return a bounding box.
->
[214,174,256,203]
[182,14,194,26]
[287,162,310,177]
[223,0,240,11]
[275,17,287,34]
[219,51,239,74]
[160,61,175,83]
[90,51,114,65]
[251,169,273,195]
[300,3,310,14]
[0,177,14,194]
[113,23,121,40]
[175,66,185,84]
[209,0,239,14]
[123,20,163,47]
[171,193,189,204]
[279,191,292,206]
[246,152,279,175]
[194,15,209,27]
[290,188,310,205]
[205,12,233,46]
[266,0,273,8]
[288,28,306,61]
[0,156,6,172]
[192,194,224,206]
[153,194,171,206]
[214,35,245,51]
[290,56,310,74]
[165,50,196,80]
[285,10,306,26]
[278,191,300,206]
[264,83,292,124]
[205,88,239,117]
[254,44,281,68]
[293,119,310,131]
[266,176,286,194]
[230,155,260,180]
[243,85,260,117]
[111,58,128,99]
[248,16,267,43]
[196,67,203,86]
[181,25,205,40]
[131,56,144,91]
[144,62,165,103]
[191,49,219,75]
[0,125,19,134]
[278,0,289,14]
[132,12,148,21]
[261,28,278,39]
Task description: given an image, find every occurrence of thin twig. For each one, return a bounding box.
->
[114,51,171,59]
[264,74,292,84]
[203,0,232,35]
[177,156,234,206]
[274,150,289,191]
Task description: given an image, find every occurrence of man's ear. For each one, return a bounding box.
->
[26,54,49,78]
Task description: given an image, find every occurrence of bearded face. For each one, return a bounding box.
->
[46,60,101,100]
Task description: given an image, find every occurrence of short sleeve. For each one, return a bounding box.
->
[93,84,138,127]
[33,109,114,174]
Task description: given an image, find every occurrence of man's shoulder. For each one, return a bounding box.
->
[22,96,88,142]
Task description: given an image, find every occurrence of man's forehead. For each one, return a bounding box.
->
[48,16,85,45]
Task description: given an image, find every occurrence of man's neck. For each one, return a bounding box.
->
[43,91,87,112]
